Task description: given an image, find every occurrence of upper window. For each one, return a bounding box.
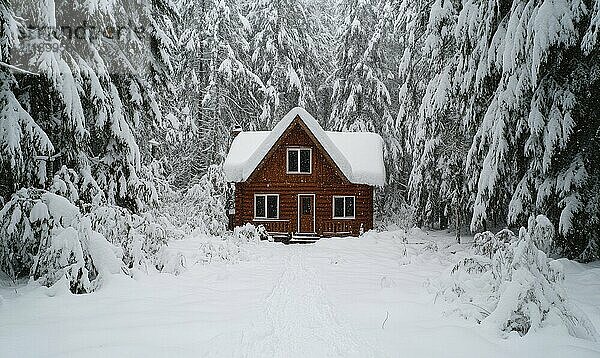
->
[255,194,279,219]
[287,148,311,174]
[333,196,355,219]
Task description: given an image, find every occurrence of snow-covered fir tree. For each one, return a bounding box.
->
[330,0,395,133]
[3,0,178,211]
[200,0,263,170]
[464,0,600,259]
[166,0,211,187]
[0,0,186,291]
[169,0,263,185]
[0,0,53,199]
[247,0,325,129]
[330,0,411,217]
[402,0,462,230]
[404,0,600,257]
[307,0,337,124]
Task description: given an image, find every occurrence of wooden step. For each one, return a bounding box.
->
[289,233,321,244]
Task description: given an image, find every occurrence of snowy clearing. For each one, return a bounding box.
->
[2,230,600,358]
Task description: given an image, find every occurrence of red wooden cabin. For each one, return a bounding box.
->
[223,107,385,241]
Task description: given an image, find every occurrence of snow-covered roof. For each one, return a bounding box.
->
[223,107,385,186]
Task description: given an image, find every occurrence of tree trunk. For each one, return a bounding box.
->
[455,206,461,244]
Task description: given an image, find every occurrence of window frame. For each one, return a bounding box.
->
[332,195,355,219]
[286,147,312,174]
[254,193,280,220]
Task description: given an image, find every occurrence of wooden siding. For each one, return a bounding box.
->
[233,116,374,237]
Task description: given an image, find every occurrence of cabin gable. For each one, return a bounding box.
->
[246,116,349,185]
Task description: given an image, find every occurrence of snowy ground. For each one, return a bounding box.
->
[2,230,600,357]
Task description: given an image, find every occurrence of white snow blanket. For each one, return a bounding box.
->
[2,230,600,357]
[223,107,386,186]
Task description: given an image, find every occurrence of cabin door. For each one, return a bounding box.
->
[298,194,315,233]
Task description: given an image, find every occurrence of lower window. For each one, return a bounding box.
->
[255,194,279,219]
[333,196,355,219]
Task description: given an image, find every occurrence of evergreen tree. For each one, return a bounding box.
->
[166,0,211,187]
[402,0,458,229]
[307,0,337,125]
[169,0,263,186]
[331,0,407,217]
[0,0,53,200]
[330,0,394,132]
[404,0,600,257]
[247,0,324,129]
[3,0,178,211]
[200,0,263,170]
[465,0,600,259]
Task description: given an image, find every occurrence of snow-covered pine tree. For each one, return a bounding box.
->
[0,0,182,289]
[199,0,263,172]
[187,164,229,236]
[8,2,102,207]
[401,0,600,255]
[5,0,179,211]
[92,0,178,210]
[464,0,600,258]
[0,0,54,199]
[369,0,412,216]
[307,0,337,124]
[330,0,395,133]
[165,0,210,187]
[331,0,406,218]
[374,0,428,223]
[412,0,515,236]
[168,0,262,186]
[247,0,324,129]
[447,0,513,235]
[403,0,470,233]
[119,0,178,174]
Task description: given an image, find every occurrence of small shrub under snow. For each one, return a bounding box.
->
[472,229,516,259]
[376,203,417,231]
[434,215,598,341]
[380,276,396,288]
[421,240,438,253]
[0,187,176,292]
[197,224,264,264]
[160,165,229,238]
[88,205,169,274]
[0,189,122,293]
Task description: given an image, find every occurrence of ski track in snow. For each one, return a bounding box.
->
[240,247,375,357]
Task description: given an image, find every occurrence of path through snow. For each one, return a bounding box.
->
[241,247,375,357]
